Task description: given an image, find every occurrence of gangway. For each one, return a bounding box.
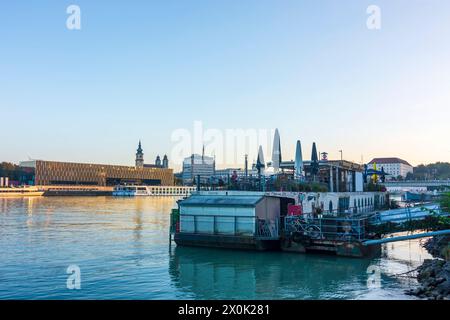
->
[369,203,444,225]
[363,229,450,246]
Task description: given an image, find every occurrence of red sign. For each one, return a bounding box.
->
[288,204,302,216]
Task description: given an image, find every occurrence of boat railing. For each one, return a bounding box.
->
[301,205,388,218]
[284,215,370,242]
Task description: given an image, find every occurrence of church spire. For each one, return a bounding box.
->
[135,140,144,168]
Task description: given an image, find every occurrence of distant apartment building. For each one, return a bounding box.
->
[182,154,215,185]
[368,157,413,179]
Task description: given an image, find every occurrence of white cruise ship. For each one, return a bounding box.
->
[0,186,44,197]
[113,185,196,197]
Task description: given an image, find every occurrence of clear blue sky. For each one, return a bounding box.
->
[1,1,449,170]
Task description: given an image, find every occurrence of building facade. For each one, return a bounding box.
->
[368,157,413,179]
[214,168,259,180]
[19,160,174,186]
[182,154,215,185]
[135,141,169,169]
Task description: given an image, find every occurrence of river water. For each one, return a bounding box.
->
[0,196,430,300]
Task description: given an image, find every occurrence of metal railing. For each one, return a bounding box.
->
[284,215,369,241]
[301,205,386,218]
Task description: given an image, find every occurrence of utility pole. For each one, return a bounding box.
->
[339,150,343,162]
[244,154,248,179]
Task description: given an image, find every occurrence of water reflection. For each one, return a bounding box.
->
[169,247,377,299]
[134,199,144,241]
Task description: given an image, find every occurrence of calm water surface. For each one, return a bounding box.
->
[0,197,430,299]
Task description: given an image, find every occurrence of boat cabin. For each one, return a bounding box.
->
[179,194,282,238]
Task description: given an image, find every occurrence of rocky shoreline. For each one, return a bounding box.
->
[405,235,450,300]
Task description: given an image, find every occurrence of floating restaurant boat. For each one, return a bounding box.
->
[170,191,391,257]
[0,186,44,197]
[113,185,196,197]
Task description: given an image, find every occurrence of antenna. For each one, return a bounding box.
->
[245,154,248,178]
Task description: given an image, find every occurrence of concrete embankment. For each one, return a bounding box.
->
[39,186,114,196]
[43,190,113,196]
[406,235,450,300]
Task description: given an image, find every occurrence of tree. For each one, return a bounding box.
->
[441,192,450,214]
[405,172,415,180]
[411,162,450,180]
[0,162,20,181]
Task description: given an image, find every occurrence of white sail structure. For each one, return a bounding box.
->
[271,129,281,172]
[256,145,266,175]
[294,140,304,180]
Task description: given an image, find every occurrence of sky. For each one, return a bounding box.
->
[1,0,449,171]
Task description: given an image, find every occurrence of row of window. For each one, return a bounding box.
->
[327,196,385,213]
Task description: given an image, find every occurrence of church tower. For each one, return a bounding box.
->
[155,155,161,167]
[162,155,169,168]
[135,140,144,168]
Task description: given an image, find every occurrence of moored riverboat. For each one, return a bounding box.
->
[0,186,44,197]
[170,191,389,257]
[113,185,196,196]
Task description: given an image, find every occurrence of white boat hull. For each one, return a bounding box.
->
[0,189,44,197]
[113,185,196,197]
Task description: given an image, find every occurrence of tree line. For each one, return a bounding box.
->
[0,162,34,183]
[406,162,450,180]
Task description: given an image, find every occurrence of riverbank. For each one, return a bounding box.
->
[406,235,450,300]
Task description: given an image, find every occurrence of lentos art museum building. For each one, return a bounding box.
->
[19,142,173,186]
